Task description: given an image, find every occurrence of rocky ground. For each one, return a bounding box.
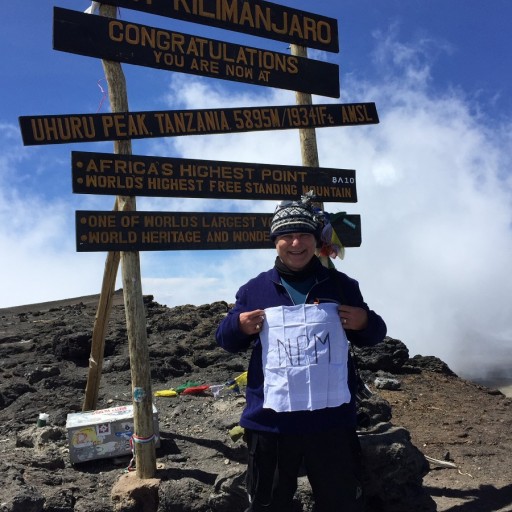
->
[0,293,511,512]
[379,372,512,511]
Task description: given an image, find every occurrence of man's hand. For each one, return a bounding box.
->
[239,310,266,336]
[338,305,368,330]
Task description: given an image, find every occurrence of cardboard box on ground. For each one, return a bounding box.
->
[66,404,160,463]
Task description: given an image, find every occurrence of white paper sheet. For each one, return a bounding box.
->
[260,304,350,412]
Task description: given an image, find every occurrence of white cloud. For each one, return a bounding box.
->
[136,39,512,380]
[313,33,512,379]
[2,31,511,383]
[0,124,120,307]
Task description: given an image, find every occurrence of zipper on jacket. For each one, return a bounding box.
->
[305,275,337,305]
[313,298,341,305]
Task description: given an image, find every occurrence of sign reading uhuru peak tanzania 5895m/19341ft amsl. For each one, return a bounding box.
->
[90,0,339,53]
[19,103,378,145]
[53,7,339,98]
[72,151,357,202]
[76,211,362,252]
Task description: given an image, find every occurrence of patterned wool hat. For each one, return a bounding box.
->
[270,192,323,242]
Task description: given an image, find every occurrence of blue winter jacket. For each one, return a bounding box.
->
[216,257,387,434]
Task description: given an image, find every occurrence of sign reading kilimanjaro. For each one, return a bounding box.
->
[91,0,339,53]
[53,7,339,97]
[19,103,379,145]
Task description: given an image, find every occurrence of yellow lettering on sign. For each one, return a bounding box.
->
[143,215,199,229]
[146,177,204,192]
[208,180,242,194]
[82,214,116,228]
[226,64,253,80]
[84,175,144,190]
[168,0,334,46]
[82,158,172,176]
[190,58,219,74]
[86,231,137,244]
[244,183,298,196]
[302,185,353,199]
[207,231,229,243]
[128,114,150,136]
[101,114,150,138]
[261,169,307,183]
[341,105,374,123]
[186,37,206,57]
[153,51,185,68]
[201,216,256,229]
[153,111,230,135]
[232,108,280,130]
[30,116,96,143]
[108,20,185,52]
[178,164,254,180]
[233,231,270,243]
[258,70,270,82]
[141,230,201,244]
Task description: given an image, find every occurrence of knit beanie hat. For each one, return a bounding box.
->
[270,193,323,242]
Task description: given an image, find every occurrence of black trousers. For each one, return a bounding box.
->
[245,427,363,512]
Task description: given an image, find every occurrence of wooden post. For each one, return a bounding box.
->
[83,243,120,411]
[290,44,329,267]
[87,4,156,478]
[290,45,320,169]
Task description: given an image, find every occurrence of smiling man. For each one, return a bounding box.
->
[216,193,387,512]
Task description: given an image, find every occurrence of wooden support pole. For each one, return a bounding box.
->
[84,4,156,478]
[291,44,330,267]
[290,45,320,169]
[83,244,120,411]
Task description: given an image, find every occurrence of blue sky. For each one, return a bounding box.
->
[1,1,511,380]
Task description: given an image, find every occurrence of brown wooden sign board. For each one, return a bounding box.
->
[90,0,339,53]
[20,103,379,146]
[53,7,339,98]
[72,151,357,202]
[76,211,361,252]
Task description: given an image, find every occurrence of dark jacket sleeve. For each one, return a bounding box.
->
[215,284,258,353]
[341,274,387,347]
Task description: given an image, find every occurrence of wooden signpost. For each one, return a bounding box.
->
[87,0,340,53]
[53,7,340,98]
[87,4,156,479]
[72,151,357,202]
[19,102,378,145]
[19,2,379,483]
[76,211,362,252]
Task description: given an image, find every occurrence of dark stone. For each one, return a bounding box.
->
[353,337,410,373]
[409,354,456,375]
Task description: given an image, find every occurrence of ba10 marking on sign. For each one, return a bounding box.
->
[20,103,379,146]
[91,0,339,53]
[53,7,339,98]
[72,151,357,202]
[75,211,361,252]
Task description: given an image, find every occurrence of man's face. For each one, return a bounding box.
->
[275,232,316,271]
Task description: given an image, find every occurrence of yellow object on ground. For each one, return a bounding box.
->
[154,389,178,397]
[234,372,247,386]
[229,425,245,442]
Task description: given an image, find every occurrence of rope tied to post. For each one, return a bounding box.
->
[126,433,157,471]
